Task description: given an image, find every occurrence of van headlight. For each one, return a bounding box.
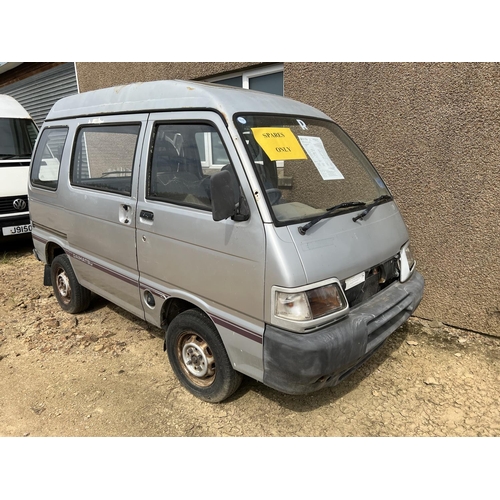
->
[272,279,348,333]
[399,241,416,282]
[404,245,415,269]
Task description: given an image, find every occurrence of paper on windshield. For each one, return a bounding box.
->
[251,127,307,161]
[298,136,344,180]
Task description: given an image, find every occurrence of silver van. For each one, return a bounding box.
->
[1,94,38,240]
[28,80,424,402]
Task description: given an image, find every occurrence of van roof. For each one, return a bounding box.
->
[0,94,32,119]
[45,80,331,122]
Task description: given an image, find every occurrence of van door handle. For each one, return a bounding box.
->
[140,210,154,221]
[120,203,132,224]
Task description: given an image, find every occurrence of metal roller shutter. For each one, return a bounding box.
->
[0,63,78,127]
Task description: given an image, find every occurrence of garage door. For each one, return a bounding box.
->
[0,63,78,128]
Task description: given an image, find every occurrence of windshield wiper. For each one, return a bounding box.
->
[298,201,366,235]
[352,195,393,222]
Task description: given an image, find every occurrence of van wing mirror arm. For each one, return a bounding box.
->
[233,196,250,222]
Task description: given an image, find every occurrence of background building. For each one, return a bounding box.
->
[2,62,499,337]
[0,63,78,127]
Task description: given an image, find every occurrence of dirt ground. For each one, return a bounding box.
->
[1,237,499,437]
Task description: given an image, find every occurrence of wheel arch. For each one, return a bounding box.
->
[160,298,226,353]
[45,241,66,265]
[161,297,205,334]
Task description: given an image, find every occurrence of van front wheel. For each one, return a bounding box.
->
[165,309,242,403]
[51,254,91,314]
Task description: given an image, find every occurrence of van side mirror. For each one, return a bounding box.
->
[211,170,237,221]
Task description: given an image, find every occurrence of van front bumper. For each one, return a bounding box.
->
[262,271,424,395]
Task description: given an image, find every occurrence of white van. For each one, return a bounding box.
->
[0,94,38,240]
[28,80,424,402]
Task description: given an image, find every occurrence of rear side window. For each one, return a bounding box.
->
[71,124,140,196]
[30,127,68,190]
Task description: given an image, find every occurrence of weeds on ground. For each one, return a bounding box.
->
[0,251,18,266]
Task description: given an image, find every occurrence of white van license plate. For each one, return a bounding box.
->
[2,224,32,236]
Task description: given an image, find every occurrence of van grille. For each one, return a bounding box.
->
[0,195,29,216]
[342,257,399,308]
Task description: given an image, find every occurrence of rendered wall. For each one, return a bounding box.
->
[284,63,499,337]
[75,62,500,337]
[76,62,260,92]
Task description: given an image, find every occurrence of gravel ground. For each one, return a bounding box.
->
[1,237,499,438]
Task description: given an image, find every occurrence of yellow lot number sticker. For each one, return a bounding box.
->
[251,127,307,161]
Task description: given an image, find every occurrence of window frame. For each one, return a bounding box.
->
[30,126,69,191]
[207,64,284,94]
[70,122,142,197]
[146,120,238,212]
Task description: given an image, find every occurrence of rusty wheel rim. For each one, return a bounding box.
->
[55,266,72,305]
[177,331,216,387]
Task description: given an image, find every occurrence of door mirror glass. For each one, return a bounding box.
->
[210,170,236,221]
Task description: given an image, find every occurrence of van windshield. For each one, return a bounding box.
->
[234,114,391,225]
[0,118,38,159]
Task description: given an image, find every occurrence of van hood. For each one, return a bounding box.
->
[285,201,409,284]
[0,164,29,197]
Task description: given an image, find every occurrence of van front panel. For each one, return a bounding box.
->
[286,202,409,284]
[233,109,423,387]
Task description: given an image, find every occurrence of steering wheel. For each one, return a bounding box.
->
[266,188,282,205]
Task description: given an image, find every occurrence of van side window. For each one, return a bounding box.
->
[30,127,68,190]
[71,124,140,196]
[148,123,238,210]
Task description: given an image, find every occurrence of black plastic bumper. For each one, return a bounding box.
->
[262,271,424,395]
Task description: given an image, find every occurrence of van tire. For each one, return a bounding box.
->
[51,254,92,314]
[165,309,242,403]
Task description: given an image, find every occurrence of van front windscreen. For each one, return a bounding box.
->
[0,118,38,159]
[234,114,391,226]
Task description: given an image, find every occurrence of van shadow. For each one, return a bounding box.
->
[0,236,34,257]
[78,293,414,413]
[84,294,164,338]
[229,324,412,412]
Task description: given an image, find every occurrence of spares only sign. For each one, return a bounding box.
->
[251,127,307,161]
